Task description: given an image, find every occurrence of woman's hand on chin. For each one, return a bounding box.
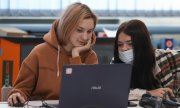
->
[72,39,91,57]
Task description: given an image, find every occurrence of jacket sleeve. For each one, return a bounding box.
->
[155,49,180,88]
[8,48,39,101]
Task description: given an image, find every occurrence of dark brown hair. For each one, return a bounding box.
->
[113,19,159,90]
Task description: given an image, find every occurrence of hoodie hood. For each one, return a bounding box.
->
[43,20,97,77]
[43,20,59,49]
[43,20,96,49]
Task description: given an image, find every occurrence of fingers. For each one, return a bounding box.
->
[157,93,164,98]
[8,94,14,106]
[87,38,92,46]
[8,93,17,106]
[8,92,25,106]
[17,92,25,103]
[72,39,92,57]
[147,87,174,98]
[158,88,174,97]
[163,88,175,97]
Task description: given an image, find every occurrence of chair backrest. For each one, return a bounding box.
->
[1,86,12,101]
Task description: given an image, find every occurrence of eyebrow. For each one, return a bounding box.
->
[118,40,132,43]
[78,26,94,31]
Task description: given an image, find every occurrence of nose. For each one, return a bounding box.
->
[82,32,88,41]
[120,44,130,51]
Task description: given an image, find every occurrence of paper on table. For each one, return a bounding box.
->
[103,27,117,37]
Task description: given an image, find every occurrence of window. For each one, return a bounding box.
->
[0,0,180,17]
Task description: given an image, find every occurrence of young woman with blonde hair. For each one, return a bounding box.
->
[8,2,98,106]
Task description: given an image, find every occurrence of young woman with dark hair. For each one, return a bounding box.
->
[112,19,180,100]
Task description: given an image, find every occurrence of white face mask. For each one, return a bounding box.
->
[118,49,134,64]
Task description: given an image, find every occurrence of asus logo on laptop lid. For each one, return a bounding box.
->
[91,86,102,90]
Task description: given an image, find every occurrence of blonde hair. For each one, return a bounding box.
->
[57,2,98,45]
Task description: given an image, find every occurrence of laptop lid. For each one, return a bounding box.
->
[59,64,132,108]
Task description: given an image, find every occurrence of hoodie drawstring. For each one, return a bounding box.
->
[57,45,60,77]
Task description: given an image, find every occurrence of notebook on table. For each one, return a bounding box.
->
[57,64,132,108]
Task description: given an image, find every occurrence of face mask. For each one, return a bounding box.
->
[118,49,134,64]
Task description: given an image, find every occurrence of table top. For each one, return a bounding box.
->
[0,100,142,108]
[0,100,59,108]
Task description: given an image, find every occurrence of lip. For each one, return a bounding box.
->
[78,41,87,45]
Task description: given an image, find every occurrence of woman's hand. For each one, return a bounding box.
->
[72,39,92,57]
[8,92,25,106]
[147,87,174,98]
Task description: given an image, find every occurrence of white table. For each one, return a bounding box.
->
[0,100,141,108]
[0,100,59,108]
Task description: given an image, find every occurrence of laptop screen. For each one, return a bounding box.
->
[59,64,132,108]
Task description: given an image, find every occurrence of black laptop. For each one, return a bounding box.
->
[57,64,132,108]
